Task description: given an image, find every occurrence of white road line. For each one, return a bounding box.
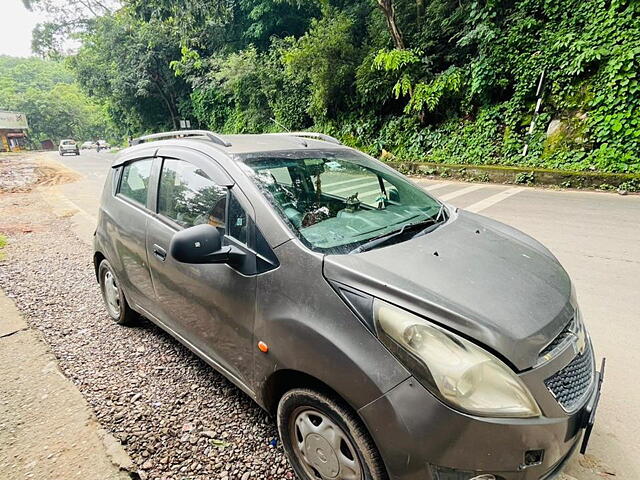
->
[324,177,372,188]
[437,185,485,201]
[423,182,451,191]
[329,179,378,195]
[465,187,525,213]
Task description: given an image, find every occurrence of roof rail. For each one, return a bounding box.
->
[131,130,231,147]
[270,132,342,146]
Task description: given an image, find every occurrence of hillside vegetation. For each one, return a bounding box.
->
[26,0,640,172]
[0,56,111,143]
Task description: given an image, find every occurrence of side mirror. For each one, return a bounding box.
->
[170,224,239,264]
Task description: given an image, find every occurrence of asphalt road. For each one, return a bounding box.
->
[50,150,640,478]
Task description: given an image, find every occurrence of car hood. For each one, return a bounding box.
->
[323,209,575,371]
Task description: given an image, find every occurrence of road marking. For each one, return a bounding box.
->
[465,187,525,213]
[423,182,451,191]
[324,177,372,188]
[329,179,378,195]
[437,185,485,201]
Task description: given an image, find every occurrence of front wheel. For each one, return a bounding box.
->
[98,259,138,326]
[277,389,387,480]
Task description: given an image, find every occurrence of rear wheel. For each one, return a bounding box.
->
[98,259,138,326]
[277,388,387,480]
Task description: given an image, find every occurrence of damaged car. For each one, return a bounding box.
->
[94,130,604,480]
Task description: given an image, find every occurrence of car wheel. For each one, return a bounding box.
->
[98,259,138,326]
[277,388,387,480]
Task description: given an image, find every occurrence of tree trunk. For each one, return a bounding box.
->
[376,0,406,50]
[151,68,180,130]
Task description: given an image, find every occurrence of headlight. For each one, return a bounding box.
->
[374,299,541,418]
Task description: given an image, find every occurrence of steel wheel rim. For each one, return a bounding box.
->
[103,270,121,318]
[289,407,362,480]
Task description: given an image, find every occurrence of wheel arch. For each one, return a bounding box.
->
[93,251,106,282]
[261,369,349,416]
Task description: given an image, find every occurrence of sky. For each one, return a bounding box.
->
[0,1,47,57]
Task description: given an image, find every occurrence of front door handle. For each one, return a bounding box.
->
[153,244,167,261]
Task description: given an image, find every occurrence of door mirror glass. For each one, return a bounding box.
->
[170,224,229,264]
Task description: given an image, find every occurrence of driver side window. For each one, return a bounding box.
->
[158,159,227,230]
[157,158,249,245]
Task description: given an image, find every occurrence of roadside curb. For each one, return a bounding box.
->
[0,289,137,479]
[385,161,640,192]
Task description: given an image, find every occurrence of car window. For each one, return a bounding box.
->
[118,158,153,206]
[228,193,248,244]
[158,159,227,230]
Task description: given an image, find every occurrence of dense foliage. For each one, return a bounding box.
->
[31,0,640,172]
[0,56,111,143]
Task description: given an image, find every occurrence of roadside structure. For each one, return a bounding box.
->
[0,111,29,152]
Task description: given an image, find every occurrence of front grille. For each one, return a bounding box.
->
[545,344,594,411]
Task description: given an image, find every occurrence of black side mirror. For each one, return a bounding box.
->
[387,187,400,203]
[170,224,241,264]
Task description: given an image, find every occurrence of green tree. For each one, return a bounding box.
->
[0,56,111,143]
[69,11,191,135]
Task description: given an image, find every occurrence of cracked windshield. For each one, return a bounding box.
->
[244,151,442,253]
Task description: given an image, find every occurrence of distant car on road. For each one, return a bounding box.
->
[80,141,94,150]
[59,139,79,156]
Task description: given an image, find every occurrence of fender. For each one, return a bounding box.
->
[252,239,410,411]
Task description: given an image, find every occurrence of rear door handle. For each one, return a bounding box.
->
[153,244,167,261]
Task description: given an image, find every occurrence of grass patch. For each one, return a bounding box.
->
[0,234,7,260]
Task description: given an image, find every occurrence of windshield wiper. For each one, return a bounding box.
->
[412,204,447,239]
[350,219,437,254]
[350,204,448,254]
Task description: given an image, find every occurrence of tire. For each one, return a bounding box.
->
[277,388,387,480]
[98,259,138,326]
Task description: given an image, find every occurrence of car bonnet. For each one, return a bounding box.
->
[323,210,574,371]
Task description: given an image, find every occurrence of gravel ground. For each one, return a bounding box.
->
[0,162,293,479]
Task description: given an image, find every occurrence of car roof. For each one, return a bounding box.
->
[219,134,344,154]
[112,132,347,167]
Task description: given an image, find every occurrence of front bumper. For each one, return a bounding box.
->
[358,370,602,480]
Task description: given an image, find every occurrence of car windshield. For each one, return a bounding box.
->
[62,140,75,145]
[242,150,443,254]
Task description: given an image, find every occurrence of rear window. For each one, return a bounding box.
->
[118,159,153,206]
[61,140,75,145]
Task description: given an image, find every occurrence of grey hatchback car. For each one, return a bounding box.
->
[94,130,604,480]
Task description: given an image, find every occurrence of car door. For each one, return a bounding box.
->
[145,147,257,388]
[105,155,157,313]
